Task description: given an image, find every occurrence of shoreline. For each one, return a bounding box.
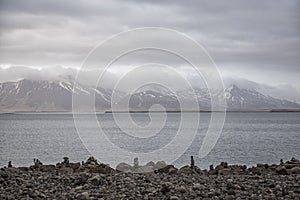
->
[1,109,300,114]
[1,157,300,199]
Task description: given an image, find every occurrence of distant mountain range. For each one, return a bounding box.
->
[0,79,300,112]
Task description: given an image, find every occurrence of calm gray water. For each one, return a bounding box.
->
[0,112,299,169]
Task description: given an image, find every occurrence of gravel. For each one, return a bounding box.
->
[1,157,300,199]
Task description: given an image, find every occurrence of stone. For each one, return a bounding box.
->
[177,166,193,174]
[116,163,134,173]
[137,165,153,173]
[161,182,173,193]
[89,175,101,186]
[85,156,98,165]
[157,165,178,174]
[145,161,155,167]
[68,162,81,170]
[40,165,55,172]
[155,161,167,169]
[227,189,235,195]
[133,157,139,168]
[219,168,232,175]
[176,186,186,193]
[170,196,179,200]
[76,173,89,185]
[76,191,89,200]
[290,167,300,174]
[60,167,74,174]
[275,166,288,175]
[193,183,204,190]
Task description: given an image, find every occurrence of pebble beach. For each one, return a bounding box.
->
[1,157,300,199]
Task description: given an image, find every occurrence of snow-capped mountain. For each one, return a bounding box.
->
[0,79,299,112]
[220,85,300,110]
[0,79,112,112]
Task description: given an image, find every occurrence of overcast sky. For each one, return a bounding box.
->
[0,0,299,94]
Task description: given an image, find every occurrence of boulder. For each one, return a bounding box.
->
[88,175,101,186]
[87,163,114,174]
[177,166,193,174]
[290,167,300,174]
[67,162,81,170]
[137,165,153,173]
[275,166,288,175]
[116,163,134,173]
[257,163,264,168]
[145,161,155,167]
[76,191,89,200]
[60,167,74,174]
[40,165,56,172]
[219,168,232,175]
[154,161,167,170]
[157,165,178,174]
[284,163,299,169]
[85,156,98,165]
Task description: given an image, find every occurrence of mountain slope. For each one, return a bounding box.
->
[0,79,111,111]
[0,79,299,112]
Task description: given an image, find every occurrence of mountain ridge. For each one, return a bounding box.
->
[0,79,299,112]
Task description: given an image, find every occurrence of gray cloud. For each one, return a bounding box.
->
[0,0,299,91]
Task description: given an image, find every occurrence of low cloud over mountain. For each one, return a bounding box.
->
[0,79,299,112]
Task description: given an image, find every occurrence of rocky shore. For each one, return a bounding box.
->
[1,157,300,199]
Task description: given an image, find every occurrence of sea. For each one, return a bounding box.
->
[0,112,299,169]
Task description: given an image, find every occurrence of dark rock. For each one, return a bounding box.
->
[275,166,288,175]
[219,168,231,175]
[177,166,193,174]
[227,189,235,195]
[157,165,178,174]
[116,163,134,173]
[40,164,56,172]
[290,167,300,174]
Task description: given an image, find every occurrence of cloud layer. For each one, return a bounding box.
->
[0,0,299,92]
